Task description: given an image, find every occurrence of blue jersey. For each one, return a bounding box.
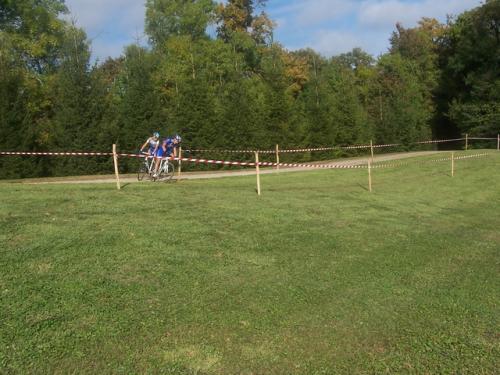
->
[164,138,175,154]
[157,138,174,158]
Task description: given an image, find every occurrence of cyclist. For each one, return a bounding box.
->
[140,132,160,158]
[153,134,182,177]
[171,134,182,157]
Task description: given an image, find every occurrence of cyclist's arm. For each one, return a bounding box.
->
[140,139,150,152]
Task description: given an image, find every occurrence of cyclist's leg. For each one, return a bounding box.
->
[154,148,164,176]
[146,153,151,171]
[154,158,162,176]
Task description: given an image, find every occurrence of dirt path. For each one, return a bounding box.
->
[6,151,444,185]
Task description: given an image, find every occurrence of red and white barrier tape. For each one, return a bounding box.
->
[454,153,492,160]
[1,137,489,160]
[1,150,493,172]
[372,152,491,169]
[184,149,272,154]
[256,161,366,169]
[175,156,256,167]
[1,150,362,169]
[122,151,493,170]
[413,138,464,144]
[186,143,402,154]
[468,137,497,140]
[185,143,401,154]
[127,153,368,169]
[278,146,338,153]
[186,138,470,154]
[0,151,113,157]
[267,138,467,152]
[372,143,401,149]
[280,143,403,152]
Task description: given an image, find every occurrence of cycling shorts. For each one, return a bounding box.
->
[157,148,173,159]
[156,147,166,158]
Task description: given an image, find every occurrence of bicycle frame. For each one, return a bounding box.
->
[159,157,173,173]
[141,153,155,173]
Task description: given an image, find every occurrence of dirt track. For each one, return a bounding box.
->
[6,151,445,185]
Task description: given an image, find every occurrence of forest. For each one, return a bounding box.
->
[0,0,499,178]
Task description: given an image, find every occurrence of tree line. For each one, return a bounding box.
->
[0,0,499,178]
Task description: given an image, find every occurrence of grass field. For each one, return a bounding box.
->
[1,152,499,374]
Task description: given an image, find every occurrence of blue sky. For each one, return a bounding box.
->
[64,0,483,61]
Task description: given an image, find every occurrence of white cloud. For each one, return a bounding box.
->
[310,30,362,56]
[272,0,356,27]
[274,0,483,57]
[64,0,146,60]
[291,29,390,58]
[65,0,144,34]
[358,0,482,30]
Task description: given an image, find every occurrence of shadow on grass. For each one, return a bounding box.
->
[357,182,369,192]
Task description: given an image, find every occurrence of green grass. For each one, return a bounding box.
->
[1,152,499,374]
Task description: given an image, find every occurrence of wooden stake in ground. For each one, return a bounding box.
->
[255,152,261,196]
[451,152,455,177]
[465,134,469,151]
[370,140,374,162]
[368,159,372,193]
[275,144,280,171]
[497,134,499,151]
[177,146,182,180]
[112,144,121,190]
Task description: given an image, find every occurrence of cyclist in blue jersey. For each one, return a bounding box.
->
[153,134,182,177]
[168,134,181,157]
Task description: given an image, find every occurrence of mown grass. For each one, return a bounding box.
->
[1,152,499,374]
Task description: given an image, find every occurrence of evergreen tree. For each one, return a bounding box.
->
[372,53,432,145]
[116,46,163,152]
[437,0,500,137]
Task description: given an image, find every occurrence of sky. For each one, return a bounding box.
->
[64,0,483,62]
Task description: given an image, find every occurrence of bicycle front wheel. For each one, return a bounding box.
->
[137,163,148,181]
[158,162,175,182]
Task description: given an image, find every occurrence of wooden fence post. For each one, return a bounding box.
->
[370,140,374,162]
[368,159,372,193]
[177,146,182,180]
[497,134,499,151]
[255,152,261,196]
[451,152,455,177]
[112,144,121,190]
[465,134,468,151]
[275,144,280,171]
